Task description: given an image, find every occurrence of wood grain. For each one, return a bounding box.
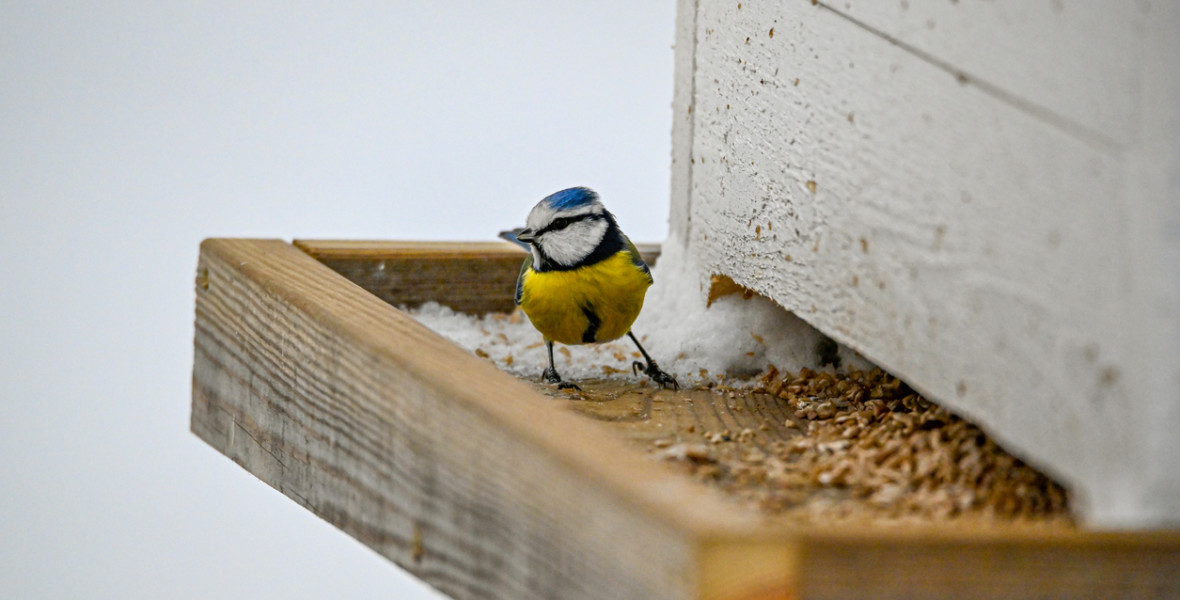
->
[293,239,661,315]
[192,239,1180,599]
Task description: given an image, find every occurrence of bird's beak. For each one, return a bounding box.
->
[515,228,536,243]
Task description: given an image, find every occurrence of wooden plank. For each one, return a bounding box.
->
[293,239,661,315]
[192,239,1180,599]
[798,530,1180,600]
[291,240,525,315]
[823,1,1146,148]
[668,0,700,241]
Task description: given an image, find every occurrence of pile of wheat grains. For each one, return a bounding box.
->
[655,367,1072,524]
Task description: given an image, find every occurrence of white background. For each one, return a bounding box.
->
[0,2,675,597]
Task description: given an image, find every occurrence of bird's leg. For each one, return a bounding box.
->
[542,340,581,391]
[627,331,679,390]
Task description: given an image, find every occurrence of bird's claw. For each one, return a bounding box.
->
[632,360,679,390]
[543,367,561,384]
[543,367,581,391]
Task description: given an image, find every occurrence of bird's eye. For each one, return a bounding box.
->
[540,216,579,235]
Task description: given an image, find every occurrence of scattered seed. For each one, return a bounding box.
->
[653,366,1073,524]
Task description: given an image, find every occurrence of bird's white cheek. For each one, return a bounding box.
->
[539,234,579,266]
[542,221,607,266]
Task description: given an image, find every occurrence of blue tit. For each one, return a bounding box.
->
[500,187,678,391]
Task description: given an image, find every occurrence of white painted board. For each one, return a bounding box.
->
[666,0,1180,526]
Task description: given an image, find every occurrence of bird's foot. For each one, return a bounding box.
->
[543,367,582,391]
[631,360,680,390]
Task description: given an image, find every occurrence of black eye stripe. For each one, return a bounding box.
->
[537,213,601,235]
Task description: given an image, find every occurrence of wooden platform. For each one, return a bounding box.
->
[191,239,1180,600]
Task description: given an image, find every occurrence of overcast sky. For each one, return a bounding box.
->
[0,2,676,597]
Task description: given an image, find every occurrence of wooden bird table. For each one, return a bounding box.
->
[191,238,1180,600]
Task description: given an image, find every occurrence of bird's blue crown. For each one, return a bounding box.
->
[543,187,599,210]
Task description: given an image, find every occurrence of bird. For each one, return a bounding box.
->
[500,187,678,391]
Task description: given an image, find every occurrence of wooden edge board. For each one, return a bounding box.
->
[794,533,1180,600]
[192,238,1180,599]
[293,239,529,260]
[292,239,662,262]
[291,239,660,316]
[192,238,783,600]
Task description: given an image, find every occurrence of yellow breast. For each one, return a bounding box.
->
[519,251,652,346]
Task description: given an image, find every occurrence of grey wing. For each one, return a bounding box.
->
[622,234,653,283]
[514,252,532,305]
